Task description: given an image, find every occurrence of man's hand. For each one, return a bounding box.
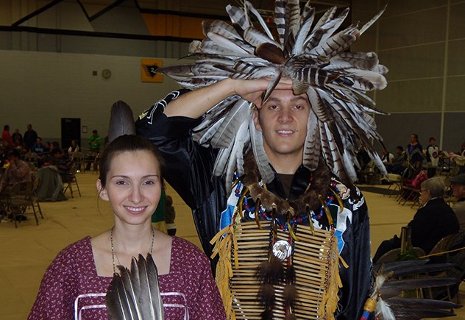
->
[231,78,293,107]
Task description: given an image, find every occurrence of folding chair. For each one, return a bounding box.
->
[62,171,81,198]
[5,178,43,228]
[385,173,402,197]
[398,170,427,207]
[422,231,465,303]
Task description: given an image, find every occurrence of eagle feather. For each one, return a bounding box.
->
[106,254,164,320]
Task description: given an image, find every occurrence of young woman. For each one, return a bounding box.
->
[28,135,226,320]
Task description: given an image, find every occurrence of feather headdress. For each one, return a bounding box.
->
[160,1,389,185]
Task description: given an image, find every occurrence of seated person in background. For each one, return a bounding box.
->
[379,147,395,184]
[385,146,406,174]
[12,128,23,147]
[49,141,63,156]
[31,137,48,155]
[381,146,394,165]
[426,137,440,167]
[67,139,80,159]
[426,137,440,177]
[31,137,49,167]
[34,164,67,202]
[450,174,465,230]
[373,176,459,262]
[47,149,72,175]
[449,141,465,174]
[0,149,32,193]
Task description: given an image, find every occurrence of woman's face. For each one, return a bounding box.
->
[97,150,161,226]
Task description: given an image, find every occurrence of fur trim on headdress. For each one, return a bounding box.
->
[160,1,388,184]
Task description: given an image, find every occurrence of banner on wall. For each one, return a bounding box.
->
[140,58,163,83]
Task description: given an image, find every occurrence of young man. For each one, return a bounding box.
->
[134,2,388,320]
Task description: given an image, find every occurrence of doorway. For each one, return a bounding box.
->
[61,118,81,150]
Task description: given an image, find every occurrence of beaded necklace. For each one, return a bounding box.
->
[110,227,155,274]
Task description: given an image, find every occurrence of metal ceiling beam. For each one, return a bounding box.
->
[87,0,127,21]
[11,0,136,27]
[139,8,227,20]
[12,0,65,27]
[76,0,91,20]
[0,24,194,42]
[7,0,352,39]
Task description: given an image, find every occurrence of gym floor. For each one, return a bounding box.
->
[0,172,463,319]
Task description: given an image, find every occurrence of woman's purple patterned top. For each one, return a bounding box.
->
[28,236,226,320]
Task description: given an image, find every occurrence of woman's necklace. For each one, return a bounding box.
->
[110,227,155,274]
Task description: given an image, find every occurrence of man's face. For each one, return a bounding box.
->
[451,184,465,199]
[253,89,310,162]
[419,187,431,205]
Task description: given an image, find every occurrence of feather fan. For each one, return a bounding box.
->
[106,254,164,320]
[369,259,462,319]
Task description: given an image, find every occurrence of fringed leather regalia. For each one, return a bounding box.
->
[210,151,370,320]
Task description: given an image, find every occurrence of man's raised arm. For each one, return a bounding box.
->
[164,78,292,118]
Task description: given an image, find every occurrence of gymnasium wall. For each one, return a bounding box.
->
[352,0,465,152]
[0,0,464,152]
